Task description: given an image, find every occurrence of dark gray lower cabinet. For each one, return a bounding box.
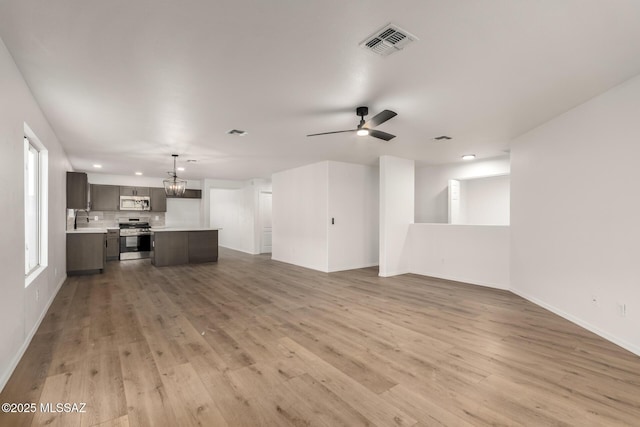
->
[188,231,219,263]
[67,233,106,274]
[152,232,188,267]
[106,229,119,260]
[151,230,218,267]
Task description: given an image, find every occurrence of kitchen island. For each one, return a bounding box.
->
[151,228,220,267]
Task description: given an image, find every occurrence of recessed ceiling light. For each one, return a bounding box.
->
[462,154,476,160]
[177,167,185,171]
[227,129,248,136]
[93,164,102,168]
[135,172,143,176]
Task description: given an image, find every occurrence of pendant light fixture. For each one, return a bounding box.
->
[163,154,187,197]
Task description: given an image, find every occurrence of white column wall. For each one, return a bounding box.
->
[0,38,71,390]
[511,74,640,356]
[272,162,329,271]
[327,162,379,272]
[379,156,414,277]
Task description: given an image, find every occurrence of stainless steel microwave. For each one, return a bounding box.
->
[120,196,150,211]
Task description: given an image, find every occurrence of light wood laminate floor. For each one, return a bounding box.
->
[1,248,639,426]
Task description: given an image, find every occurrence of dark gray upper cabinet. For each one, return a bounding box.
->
[119,186,150,196]
[166,189,202,199]
[66,172,88,209]
[90,184,120,211]
[150,187,167,212]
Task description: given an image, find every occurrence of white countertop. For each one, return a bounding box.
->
[66,228,108,234]
[151,227,221,232]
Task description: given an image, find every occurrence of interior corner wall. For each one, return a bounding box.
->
[327,161,379,272]
[272,162,329,272]
[0,37,70,390]
[511,74,640,356]
[379,156,414,277]
[464,174,510,225]
[416,156,510,223]
[209,185,257,254]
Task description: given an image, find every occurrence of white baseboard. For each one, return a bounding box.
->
[378,269,410,278]
[510,288,640,357]
[0,274,67,392]
[218,244,258,255]
[328,262,379,273]
[409,270,509,290]
[270,256,329,273]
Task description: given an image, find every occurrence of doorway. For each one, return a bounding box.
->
[259,191,272,253]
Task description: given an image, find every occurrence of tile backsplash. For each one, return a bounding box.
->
[67,209,165,230]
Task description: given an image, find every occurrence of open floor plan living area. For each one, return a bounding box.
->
[1,1,640,426]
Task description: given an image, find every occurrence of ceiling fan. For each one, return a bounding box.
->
[307,106,397,141]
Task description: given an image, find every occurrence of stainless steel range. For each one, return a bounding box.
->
[119,218,151,260]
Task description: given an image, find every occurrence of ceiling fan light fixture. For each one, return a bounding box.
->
[163,154,187,197]
[356,128,370,136]
[462,154,476,161]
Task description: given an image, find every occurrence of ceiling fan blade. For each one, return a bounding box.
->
[307,129,356,137]
[368,129,396,141]
[365,110,397,128]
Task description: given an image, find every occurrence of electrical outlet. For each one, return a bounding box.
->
[94,216,99,221]
[618,303,627,317]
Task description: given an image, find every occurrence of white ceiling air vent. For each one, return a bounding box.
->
[360,23,418,57]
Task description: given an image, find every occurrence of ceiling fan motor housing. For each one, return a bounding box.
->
[356,106,369,117]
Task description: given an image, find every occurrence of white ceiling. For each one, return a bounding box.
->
[2,1,640,180]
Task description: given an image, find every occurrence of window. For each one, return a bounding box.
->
[24,126,48,285]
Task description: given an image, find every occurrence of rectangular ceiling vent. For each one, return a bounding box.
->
[360,23,418,57]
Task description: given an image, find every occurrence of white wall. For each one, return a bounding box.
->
[416,156,510,223]
[327,162,378,272]
[379,156,414,277]
[272,162,329,271]
[463,174,510,225]
[208,179,272,255]
[0,38,70,390]
[210,187,255,253]
[409,224,510,289]
[511,74,640,356]
[272,161,378,273]
[165,198,202,227]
